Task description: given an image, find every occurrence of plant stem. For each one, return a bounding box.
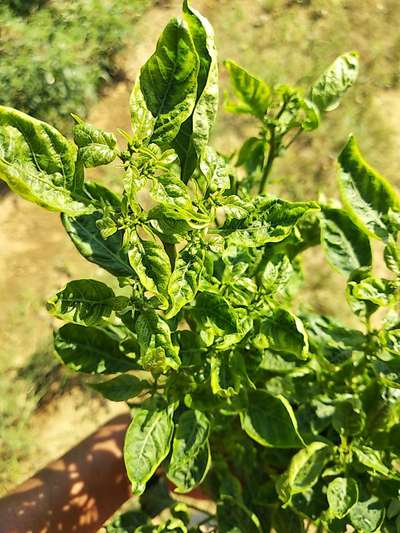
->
[258,127,276,194]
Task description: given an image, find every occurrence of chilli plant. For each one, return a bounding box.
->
[1,2,400,531]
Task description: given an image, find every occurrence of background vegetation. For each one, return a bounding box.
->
[1,0,399,500]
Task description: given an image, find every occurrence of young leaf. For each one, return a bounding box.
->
[255,309,309,359]
[0,108,90,215]
[349,496,385,533]
[90,375,150,402]
[124,400,176,495]
[174,0,219,181]
[166,245,205,319]
[130,18,199,146]
[310,52,359,112]
[54,324,136,374]
[327,477,358,519]
[217,496,262,533]
[384,236,400,275]
[353,446,395,479]
[72,115,117,168]
[338,135,400,241]
[128,232,171,308]
[320,206,372,275]
[136,310,180,372]
[62,212,134,277]
[240,390,304,448]
[224,60,270,119]
[351,276,398,306]
[191,291,238,344]
[210,351,247,397]
[167,409,211,493]
[47,279,126,326]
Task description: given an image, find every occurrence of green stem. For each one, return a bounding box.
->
[258,127,276,194]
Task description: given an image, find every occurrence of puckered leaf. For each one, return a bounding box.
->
[136,310,180,372]
[320,206,372,275]
[167,409,211,493]
[174,0,219,181]
[72,114,117,168]
[191,291,238,346]
[255,309,309,359]
[384,236,400,275]
[277,442,332,502]
[354,446,396,479]
[338,135,400,241]
[48,279,127,326]
[62,212,133,277]
[124,400,176,495]
[310,52,359,112]
[224,60,270,119]
[0,107,90,215]
[90,375,150,402]
[349,496,385,533]
[327,477,358,519]
[128,231,171,308]
[54,323,136,374]
[224,198,318,248]
[210,351,248,397]
[166,245,205,319]
[240,390,304,448]
[130,18,199,146]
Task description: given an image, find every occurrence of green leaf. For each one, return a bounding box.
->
[255,309,309,359]
[174,0,219,181]
[224,60,270,119]
[384,236,400,275]
[166,245,204,319]
[54,324,136,374]
[199,146,230,193]
[351,276,398,306]
[130,18,199,146]
[332,400,365,436]
[350,496,385,533]
[217,496,262,533]
[225,198,318,248]
[272,507,305,533]
[240,390,304,448]
[136,310,180,372]
[346,267,379,320]
[167,410,211,493]
[150,173,192,209]
[72,114,117,168]
[192,291,238,345]
[0,107,89,215]
[320,206,372,275]
[124,400,176,495]
[354,446,395,479]
[310,52,359,112]
[47,279,126,326]
[128,232,171,308]
[327,477,358,519]
[90,375,150,402]
[62,212,133,277]
[278,442,332,499]
[210,351,247,398]
[372,358,400,389]
[338,135,400,241]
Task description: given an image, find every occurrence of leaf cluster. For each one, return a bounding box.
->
[1,2,400,531]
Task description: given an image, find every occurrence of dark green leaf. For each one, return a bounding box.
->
[62,212,133,277]
[217,496,262,533]
[240,390,304,448]
[167,410,211,493]
[332,400,365,436]
[124,400,176,495]
[90,375,150,401]
[54,323,136,374]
